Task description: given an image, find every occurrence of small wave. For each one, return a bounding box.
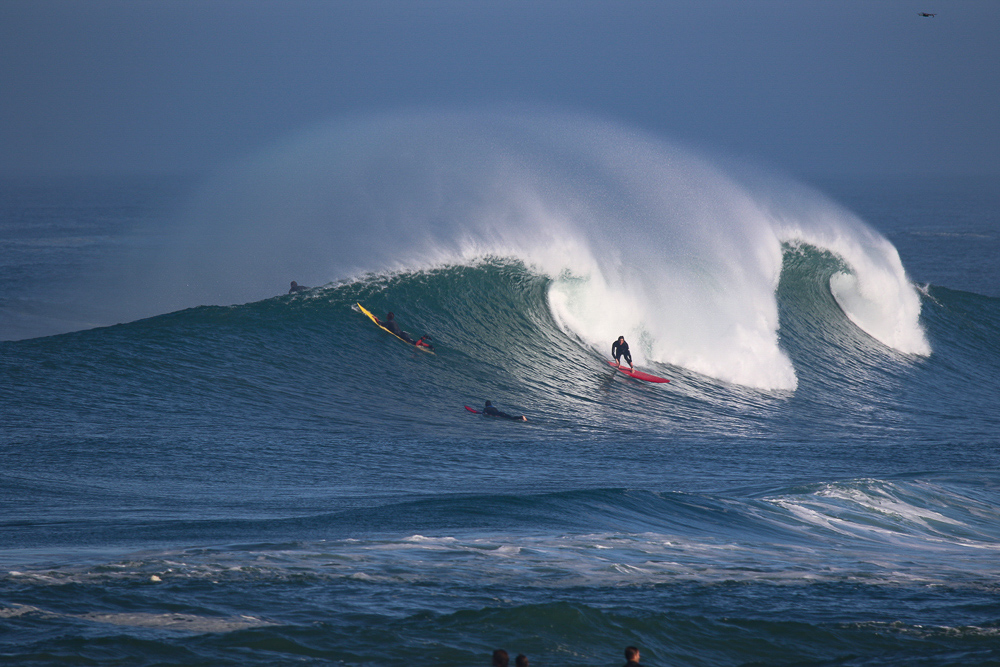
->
[6,479,998,591]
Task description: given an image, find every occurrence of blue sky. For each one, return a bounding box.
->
[2,0,998,179]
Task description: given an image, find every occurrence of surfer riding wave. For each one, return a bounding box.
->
[612,336,633,371]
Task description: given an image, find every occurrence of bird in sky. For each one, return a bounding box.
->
[919,12,937,17]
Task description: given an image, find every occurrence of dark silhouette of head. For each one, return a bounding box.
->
[387,312,395,320]
[515,654,528,667]
[492,649,509,667]
[485,400,493,407]
[625,646,640,662]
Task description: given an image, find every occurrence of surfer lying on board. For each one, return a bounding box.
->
[484,400,527,421]
[378,312,415,343]
[612,335,634,371]
[375,312,434,349]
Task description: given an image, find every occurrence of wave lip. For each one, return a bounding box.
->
[766,192,931,357]
[132,110,929,389]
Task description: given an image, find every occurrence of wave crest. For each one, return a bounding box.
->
[148,110,929,389]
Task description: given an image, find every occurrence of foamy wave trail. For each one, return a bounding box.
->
[134,110,929,390]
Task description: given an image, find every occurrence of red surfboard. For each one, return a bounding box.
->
[607,361,670,383]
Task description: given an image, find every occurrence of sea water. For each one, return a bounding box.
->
[2,114,999,666]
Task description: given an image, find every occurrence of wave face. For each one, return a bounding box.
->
[123,111,929,390]
[4,261,996,460]
[5,262,996,444]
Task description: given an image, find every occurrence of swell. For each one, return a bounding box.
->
[3,258,998,440]
[3,597,996,667]
[6,476,1000,578]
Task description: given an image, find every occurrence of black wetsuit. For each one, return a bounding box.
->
[484,405,521,420]
[612,339,632,366]
[384,316,415,344]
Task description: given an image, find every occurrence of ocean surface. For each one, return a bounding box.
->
[2,118,1000,666]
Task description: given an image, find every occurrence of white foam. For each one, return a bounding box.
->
[132,110,929,389]
[78,611,275,632]
[764,193,931,356]
[761,480,1000,549]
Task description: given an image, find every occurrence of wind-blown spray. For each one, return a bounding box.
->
[140,110,929,390]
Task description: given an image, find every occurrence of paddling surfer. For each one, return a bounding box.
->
[375,311,434,350]
[379,312,415,343]
[483,400,527,421]
[612,335,634,371]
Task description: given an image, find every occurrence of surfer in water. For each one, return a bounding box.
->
[483,400,527,421]
[380,312,415,343]
[376,312,434,350]
[288,281,308,293]
[623,646,645,667]
[612,335,634,371]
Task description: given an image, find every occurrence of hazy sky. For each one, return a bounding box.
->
[2,0,998,180]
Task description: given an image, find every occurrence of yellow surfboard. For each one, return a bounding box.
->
[357,303,435,354]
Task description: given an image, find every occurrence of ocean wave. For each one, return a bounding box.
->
[104,111,929,390]
[6,477,999,590]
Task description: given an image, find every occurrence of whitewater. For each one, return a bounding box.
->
[2,112,999,666]
[96,111,931,391]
